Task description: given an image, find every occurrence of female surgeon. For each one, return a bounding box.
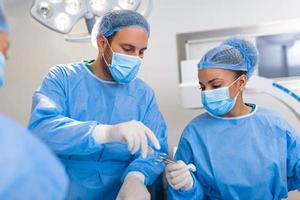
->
[166,36,300,199]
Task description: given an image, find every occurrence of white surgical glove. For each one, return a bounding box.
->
[116,172,150,200]
[165,160,196,191]
[92,120,160,158]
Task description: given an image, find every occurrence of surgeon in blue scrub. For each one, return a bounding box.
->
[166,36,300,199]
[0,2,68,199]
[28,9,168,200]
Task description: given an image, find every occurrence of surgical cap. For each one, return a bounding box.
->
[97,9,150,37]
[198,36,258,78]
[0,3,8,32]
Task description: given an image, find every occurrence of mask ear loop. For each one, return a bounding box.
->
[228,75,243,99]
[102,37,114,67]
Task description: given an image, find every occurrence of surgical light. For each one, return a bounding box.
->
[30,0,153,42]
[38,2,53,19]
[54,13,71,32]
[65,0,82,15]
[48,0,62,3]
[90,0,106,12]
[118,0,140,10]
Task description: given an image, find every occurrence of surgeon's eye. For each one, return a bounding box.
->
[199,85,205,91]
[139,50,145,57]
[212,85,222,89]
[122,47,132,52]
[121,44,135,52]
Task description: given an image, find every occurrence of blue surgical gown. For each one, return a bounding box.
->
[0,114,68,199]
[28,62,168,199]
[0,1,9,32]
[168,106,300,200]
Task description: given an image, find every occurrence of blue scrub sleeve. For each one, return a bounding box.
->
[0,115,69,199]
[286,128,300,191]
[28,66,101,155]
[167,134,205,199]
[0,1,9,32]
[121,93,168,185]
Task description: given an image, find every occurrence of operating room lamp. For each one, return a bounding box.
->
[30,0,153,42]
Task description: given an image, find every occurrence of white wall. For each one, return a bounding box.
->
[1,0,300,198]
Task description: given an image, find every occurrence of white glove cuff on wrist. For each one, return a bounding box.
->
[92,125,111,144]
[125,171,146,185]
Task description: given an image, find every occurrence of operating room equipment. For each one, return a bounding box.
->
[154,152,175,164]
[154,152,196,172]
[30,0,153,42]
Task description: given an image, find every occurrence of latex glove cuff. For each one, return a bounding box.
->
[92,124,111,144]
[125,171,146,185]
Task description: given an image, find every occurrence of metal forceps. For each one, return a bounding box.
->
[153,152,196,172]
[153,152,175,164]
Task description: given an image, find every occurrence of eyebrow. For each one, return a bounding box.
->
[120,43,134,48]
[120,43,147,50]
[199,78,223,85]
[208,78,223,84]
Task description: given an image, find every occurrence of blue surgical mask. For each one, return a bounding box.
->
[201,77,241,116]
[103,39,142,84]
[0,53,6,88]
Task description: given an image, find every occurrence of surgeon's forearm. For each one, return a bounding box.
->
[29,116,102,155]
[125,171,146,184]
[122,155,165,186]
[92,124,111,144]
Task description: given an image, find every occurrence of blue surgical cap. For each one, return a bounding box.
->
[0,3,8,32]
[97,9,150,37]
[198,36,258,78]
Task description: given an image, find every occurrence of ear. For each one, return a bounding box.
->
[97,35,107,54]
[239,74,247,92]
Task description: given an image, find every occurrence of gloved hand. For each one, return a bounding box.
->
[165,160,196,191]
[92,120,160,158]
[116,172,150,200]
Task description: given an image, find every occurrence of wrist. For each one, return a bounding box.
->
[92,124,111,144]
[182,173,194,191]
[125,171,145,185]
[183,179,193,191]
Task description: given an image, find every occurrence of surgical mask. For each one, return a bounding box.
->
[103,39,142,84]
[0,53,6,88]
[201,77,241,116]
